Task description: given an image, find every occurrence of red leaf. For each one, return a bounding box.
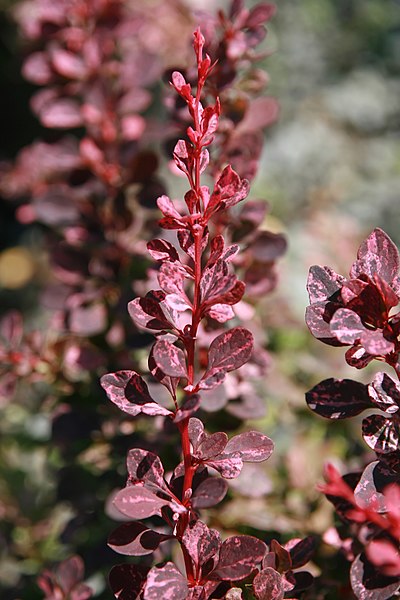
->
[152,340,187,378]
[143,562,188,600]
[307,265,345,303]
[253,567,284,600]
[147,239,180,262]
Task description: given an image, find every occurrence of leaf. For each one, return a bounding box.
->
[143,563,188,600]
[330,308,394,355]
[305,301,344,346]
[366,540,400,578]
[354,461,398,511]
[147,239,180,262]
[205,166,249,219]
[100,371,172,417]
[284,537,316,569]
[306,378,372,419]
[128,295,172,331]
[113,486,169,520]
[207,327,254,373]
[40,98,83,128]
[211,536,267,581]
[206,303,235,323]
[351,228,400,288]
[152,340,187,378]
[350,553,400,600]
[126,449,167,490]
[158,262,187,296]
[368,372,400,414]
[182,521,221,569]
[224,431,274,462]
[108,522,171,556]
[362,414,399,454]
[251,231,287,263]
[307,265,345,303]
[253,568,284,600]
[173,395,200,422]
[191,477,228,508]
[109,564,149,600]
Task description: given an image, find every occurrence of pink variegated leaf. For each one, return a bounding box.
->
[345,346,374,369]
[253,567,284,600]
[206,303,235,323]
[40,98,83,128]
[173,394,200,422]
[164,293,192,312]
[206,455,243,479]
[108,522,172,556]
[148,346,179,398]
[306,378,372,419]
[177,229,209,260]
[199,149,209,174]
[354,461,398,511]
[362,414,399,454]
[128,294,173,331]
[368,372,400,414]
[158,262,187,295]
[157,195,182,220]
[173,140,193,176]
[198,369,226,391]
[152,340,187,378]
[307,265,345,303]
[210,536,267,581]
[126,449,167,489]
[205,166,249,219]
[330,308,395,355]
[207,327,254,373]
[143,562,188,600]
[305,301,344,347]
[225,431,274,463]
[100,371,172,417]
[171,71,192,104]
[284,537,316,569]
[147,239,179,262]
[350,553,400,600]
[109,564,149,600]
[113,487,169,520]
[182,520,221,569]
[191,477,228,508]
[351,228,400,287]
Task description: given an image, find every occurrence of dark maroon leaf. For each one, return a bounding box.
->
[128,295,172,331]
[368,372,400,414]
[182,521,221,569]
[306,378,372,419]
[362,414,399,454]
[246,3,277,28]
[100,371,172,417]
[152,340,187,378]
[205,165,249,219]
[200,259,237,305]
[345,346,374,369]
[350,553,400,600]
[143,562,188,600]
[251,231,287,262]
[289,571,314,593]
[108,522,171,556]
[147,239,180,262]
[354,461,399,511]
[210,536,267,581]
[192,477,228,508]
[284,537,316,569]
[173,395,200,422]
[253,567,284,600]
[224,431,274,462]
[109,564,149,600]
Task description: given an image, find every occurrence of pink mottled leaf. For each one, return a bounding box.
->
[305,301,344,346]
[100,370,172,417]
[368,372,400,414]
[147,239,180,262]
[113,487,168,520]
[211,535,267,581]
[128,294,172,331]
[307,265,345,303]
[207,327,254,373]
[182,521,221,569]
[306,378,371,419]
[350,553,400,600]
[126,449,167,489]
[173,394,200,422]
[351,228,400,288]
[143,562,188,600]
[152,340,187,378]
[205,165,249,219]
[109,564,148,600]
[206,303,235,323]
[362,414,399,454]
[225,431,274,462]
[253,567,284,600]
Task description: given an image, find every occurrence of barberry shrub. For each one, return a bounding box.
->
[101,29,314,600]
[306,227,400,599]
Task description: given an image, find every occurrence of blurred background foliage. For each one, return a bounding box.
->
[0,0,399,598]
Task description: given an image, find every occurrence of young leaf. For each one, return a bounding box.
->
[143,562,188,600]
[147,239,180,262]
[351,228,400,288]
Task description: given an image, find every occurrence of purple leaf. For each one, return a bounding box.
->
[148,347,179,398]
[306,378,372,419]
[143,563,188,600]
[108,522,171,556]
[182,521,221,569]
[173,395,200,422]
[362,414,399,454]
[284,537,316,569]
[206,455,243,479]
[225,431,274,462]
[109,564,149,600]
[205,165,249,219]
[307,265,345,303]
[152,340,187,378]
[305,301,344,346]
[354,461,398,511]
[253,567,284,600]
[128,295,172,331]
[158,262,187,296]
[147,239,180,262]
[368,372,400,414]
[100,371,172,417]
[113,486,169,520]
[251,231,287,262]
[126,449,167,490]
[331,308,394,355]
[191,477,228,508]
[206,303,235,323]
[211,535,267,581]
